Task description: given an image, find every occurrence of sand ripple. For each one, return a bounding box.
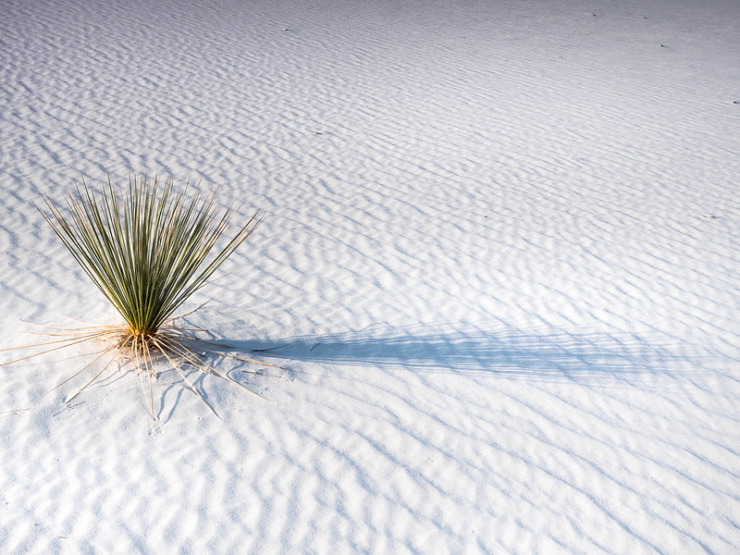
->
[2,0,739,552]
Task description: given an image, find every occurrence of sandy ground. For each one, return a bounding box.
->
[1,0,739,552]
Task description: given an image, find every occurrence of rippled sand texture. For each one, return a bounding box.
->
[1,0,739,552]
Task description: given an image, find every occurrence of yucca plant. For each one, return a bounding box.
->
[2,175,265,421]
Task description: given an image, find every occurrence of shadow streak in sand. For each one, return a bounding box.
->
[213,323,695,379]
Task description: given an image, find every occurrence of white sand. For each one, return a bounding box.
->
[1,0,739,552]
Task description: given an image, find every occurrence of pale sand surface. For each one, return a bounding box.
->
[1,0,739,552]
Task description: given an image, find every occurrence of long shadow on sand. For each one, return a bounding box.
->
[217,323,684,378]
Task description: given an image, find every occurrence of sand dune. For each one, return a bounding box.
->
[2,0,739,552]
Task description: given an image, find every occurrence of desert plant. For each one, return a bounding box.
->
[2,174,265,421]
